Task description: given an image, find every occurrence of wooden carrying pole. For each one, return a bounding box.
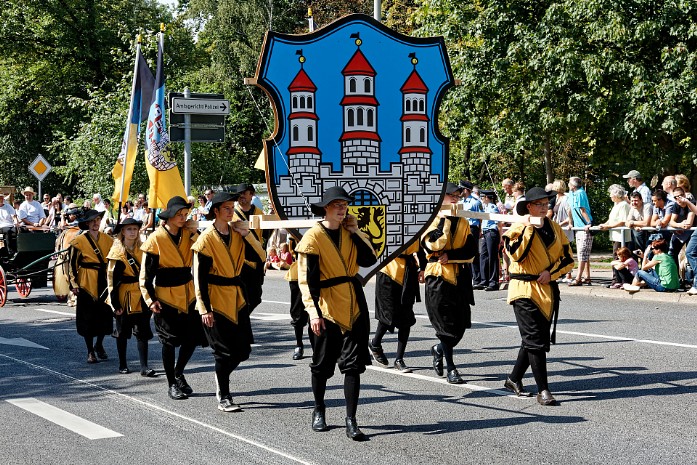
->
[439,204,543,226]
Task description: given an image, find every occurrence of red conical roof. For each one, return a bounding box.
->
[400,69,428,93]
[288,68,317,92]
[342,49,376,76]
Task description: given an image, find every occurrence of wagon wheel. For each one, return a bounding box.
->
[0,266,6,307]
[15,277,32,298]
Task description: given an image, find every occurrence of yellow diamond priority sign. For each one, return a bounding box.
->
[29,154,52,181]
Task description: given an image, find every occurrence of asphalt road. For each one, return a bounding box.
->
[1,274,695,464]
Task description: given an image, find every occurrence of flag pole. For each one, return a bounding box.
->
[116,35,142,226]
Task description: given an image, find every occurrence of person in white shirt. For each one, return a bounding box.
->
[18,186,47,227]
[92,193,106,212]
[132,197,145,222]
[622,170,652,205]
[0,191,18,254]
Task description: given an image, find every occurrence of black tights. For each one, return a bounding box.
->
[436,340,457,372]
[215,358,240,398]
[162,343,196,385]
[83,335,105,354]
[312,372,361,418]
[510,346,548,392]
[371,322,411,360]
[294,324,305,347]
[116,338,149,370]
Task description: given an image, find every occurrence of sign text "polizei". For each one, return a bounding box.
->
[171,98,230,115]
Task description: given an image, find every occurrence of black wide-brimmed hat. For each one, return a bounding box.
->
[77,209,105,229]
[207,192,239,219]
[158,196,192,220]
[445,182,463,195]
[64,203,81,216]
[480,189,497,200]
[515,187,556,216]
[234,183,255,195]
[310,186,354,216]
[113,217,142,236]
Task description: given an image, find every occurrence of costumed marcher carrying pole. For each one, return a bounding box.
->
[106,218,155,376]
[502,187,575,405]
[369,239,426,373]
[284,236,310,360]
[68,209,114,363]
[421,182,478,384]
[139,196,207,400]
[296,186,377,441]
[192,192,265,413]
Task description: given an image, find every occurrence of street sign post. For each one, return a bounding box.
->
[29,154,52,197]
[168,90,228,194]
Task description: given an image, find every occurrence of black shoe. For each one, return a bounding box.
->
[430,344,443,377]
[140,368,157,377]
[312,407,328,432]
[87,352,99,364]
[95,348,108,360]
[472,284,486,290]
[119,367,131,374]
[218,395,242,412]
[292,346,304,360]
[369,343,389,367]
[345,417,366,441]
[485,285,499,291]
[536,389,556,406]
[175,375,193,396]
[168,383,188,400]
[504,377,532,397]
[393,358,412,373]
[446,369,464,384]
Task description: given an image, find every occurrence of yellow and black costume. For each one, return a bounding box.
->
[68,211,114,361]
[296,186,377,439]
[139,196,206,399]
[502,187,575,404]
[284,237,307,360]
[421,197,478,383]
[370,240,426,371]
[107,220,154,375]
[192,219,264,397]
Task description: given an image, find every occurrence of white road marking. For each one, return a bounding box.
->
[262,299,697,350]
[32,308,74,316]
[366,365,524,399]
[1,354,312,464]
[6,397,122,439]
[250,312,289,321]
[0,337,49,350]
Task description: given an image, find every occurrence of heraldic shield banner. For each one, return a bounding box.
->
[254,13,454,282]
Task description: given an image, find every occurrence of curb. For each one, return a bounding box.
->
[560,284,693,303]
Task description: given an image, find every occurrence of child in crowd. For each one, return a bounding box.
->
[265,247,281,270]
[624,238,679,293]
[278,243,293,268]
[610,247,638,288]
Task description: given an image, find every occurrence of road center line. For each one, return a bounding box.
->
[0,354,313,465]
[32,308,75,316]
[262,299,697,349]
[6,397,122,439]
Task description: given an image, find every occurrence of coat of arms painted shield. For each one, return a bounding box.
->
[254,13,454,282]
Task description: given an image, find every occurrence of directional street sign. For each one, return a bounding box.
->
[29,154,52,181]
[171,97,230,115]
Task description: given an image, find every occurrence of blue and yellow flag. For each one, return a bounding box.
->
[112,42,155,205]
[145,28,186,209]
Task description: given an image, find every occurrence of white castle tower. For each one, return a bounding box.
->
[399,53,442,236]
[339,34,381,173]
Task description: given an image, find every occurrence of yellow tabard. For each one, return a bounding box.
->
[191,225,250,323]
[421,216,472,286]
[504,221,575,320]
[106,241,144,314]
[284,261,298,282]
[69,232,113,301]
[139,225,197,313]
[379,241,420,285]
[296,224,373,331]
